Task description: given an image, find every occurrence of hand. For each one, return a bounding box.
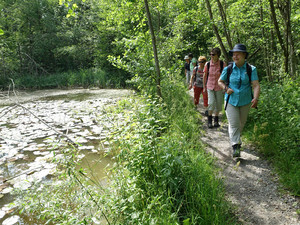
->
[226,88,234,95]
[189,84,192,90]
[203,88,206,93]
[251,98,258,108]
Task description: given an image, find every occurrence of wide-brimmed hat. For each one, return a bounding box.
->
[184,55,189,60]
[229,44,249,58]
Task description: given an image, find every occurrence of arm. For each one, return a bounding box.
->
[218,78,234,95]
[203,64,207,92]
[251,80,260,108]
[189,72,195,90]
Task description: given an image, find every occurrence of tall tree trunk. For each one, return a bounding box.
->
[278,0,296,78]
[260,1,272,81]
[268,0,288,74]
[286,0,295,78]
[215,0,233,49]
[205,0,229,62]
[144,0,162,97]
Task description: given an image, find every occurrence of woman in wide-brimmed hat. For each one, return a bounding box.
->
[218,44,260,158]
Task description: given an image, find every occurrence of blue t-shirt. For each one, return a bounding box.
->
[220,62,258,106]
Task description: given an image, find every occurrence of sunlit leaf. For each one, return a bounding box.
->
[72,3,78,10]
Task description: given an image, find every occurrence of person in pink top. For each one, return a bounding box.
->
[203,47,226,128]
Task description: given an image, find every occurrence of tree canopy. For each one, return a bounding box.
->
[0,0,299,91]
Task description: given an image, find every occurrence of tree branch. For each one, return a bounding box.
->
[205,0,229,62]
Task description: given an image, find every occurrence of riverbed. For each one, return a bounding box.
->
[0,88,133,224]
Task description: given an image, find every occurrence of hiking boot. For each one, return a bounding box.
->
[204,110,208,116]
[208,115,213,128]
[232,144,241,157]
[214,116,220,127]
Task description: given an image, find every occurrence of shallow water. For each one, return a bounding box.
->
[0,88,132,224]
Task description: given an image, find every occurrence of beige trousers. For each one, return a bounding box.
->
[225,103,251,146]
[207,89,223,113]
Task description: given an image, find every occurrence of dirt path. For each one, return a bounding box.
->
[194,96,300,224]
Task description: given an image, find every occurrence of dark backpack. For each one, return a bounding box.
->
[193,66,202,82]
[226,62,253,97]
[206,60,224,85]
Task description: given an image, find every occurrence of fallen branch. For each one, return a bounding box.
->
[14,103,79,147]
[0,104,18,118]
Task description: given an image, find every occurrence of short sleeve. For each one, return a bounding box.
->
[219,66,228,81]
[251,66,259,81]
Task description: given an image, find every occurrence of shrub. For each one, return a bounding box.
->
[1,68,129,90]
[245,78,300,195]
[103,80,237,224]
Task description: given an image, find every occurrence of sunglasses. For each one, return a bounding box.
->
[199,61,206,63]
[210,54,216,56]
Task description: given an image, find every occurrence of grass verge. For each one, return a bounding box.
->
[244,78,300,196]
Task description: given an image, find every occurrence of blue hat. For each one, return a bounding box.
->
[229,44,249,58]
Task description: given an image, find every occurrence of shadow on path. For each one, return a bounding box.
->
[191,90,299,225]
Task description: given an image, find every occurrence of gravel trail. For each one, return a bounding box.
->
[195,98,299,224]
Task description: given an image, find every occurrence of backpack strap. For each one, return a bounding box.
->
[220,60,224,73]
[225,63,234,86]
[246,63,252,83]
[246,63,253,98]
[194,66,199,82]
[205,62,210,85]
[226,62,253,97]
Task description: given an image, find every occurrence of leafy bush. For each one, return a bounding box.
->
[1,68,129,90]
[103,80,237,224]
[245,78,300,195]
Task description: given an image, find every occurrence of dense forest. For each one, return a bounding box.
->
[0,0,298,89]
[0,0,299,224]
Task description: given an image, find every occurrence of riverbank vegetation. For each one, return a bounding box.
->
[16,80,238,224]
[7,68,128,89]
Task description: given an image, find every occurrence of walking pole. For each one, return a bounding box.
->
[224,94,230,110]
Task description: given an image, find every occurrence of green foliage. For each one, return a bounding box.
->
[0,0,130,83]
[104,0,214,94]
[1,68,127,89]
[16,77,238,224]
[103,79,237,224]
[244,78,300,195]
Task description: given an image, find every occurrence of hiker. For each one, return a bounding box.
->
[191,57,197,71]
[184,55,191,85]
[218,44,260,157]
[189,56,208,113]
[203,47,226,128]
[188,53,197,86]
[188,53,195,72]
